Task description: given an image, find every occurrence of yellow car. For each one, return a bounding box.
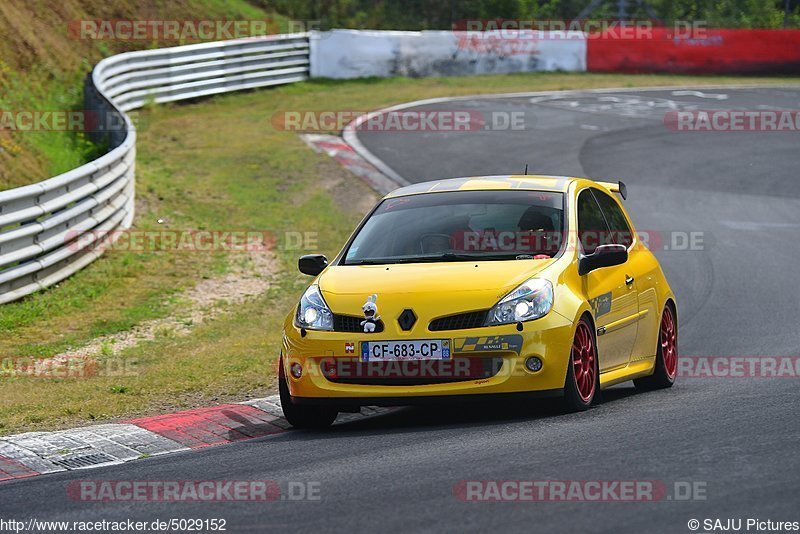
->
[279,175,677,428]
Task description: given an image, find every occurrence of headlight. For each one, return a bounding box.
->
[295,284,333,331]
[486,278,553,325]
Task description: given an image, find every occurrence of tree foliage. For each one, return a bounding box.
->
[257,0,799,30]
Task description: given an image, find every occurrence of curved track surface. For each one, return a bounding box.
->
[2,87,800,533]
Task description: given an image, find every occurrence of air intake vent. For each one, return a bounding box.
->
[333,314,384,333]
[429,310,488,331]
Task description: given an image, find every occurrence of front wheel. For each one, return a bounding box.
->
[278,358,338,429]
[634,304,677,390]
[562,317,599,412]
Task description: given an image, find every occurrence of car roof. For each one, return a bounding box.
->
[385,175,578,198]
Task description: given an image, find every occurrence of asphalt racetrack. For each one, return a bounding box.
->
[2,87,799,533]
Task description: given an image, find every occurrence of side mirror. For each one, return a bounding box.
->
[578,244,628,276]
[298,254,328,276]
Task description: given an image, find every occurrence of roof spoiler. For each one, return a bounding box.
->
[596,180,627,200]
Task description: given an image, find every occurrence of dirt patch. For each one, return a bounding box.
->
[51,247,277,363]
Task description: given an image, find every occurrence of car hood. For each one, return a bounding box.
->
[318,260,555,322]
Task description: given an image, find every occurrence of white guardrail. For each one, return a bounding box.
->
[0,33,310,304]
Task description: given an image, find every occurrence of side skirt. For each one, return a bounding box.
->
[599,358,656,389]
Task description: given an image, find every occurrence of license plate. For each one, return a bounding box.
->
[361,340,451,361]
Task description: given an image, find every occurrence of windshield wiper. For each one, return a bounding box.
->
[346,258,422,265]
[347,252,540,265]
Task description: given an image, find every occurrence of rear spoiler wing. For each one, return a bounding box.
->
[596,180,627,200]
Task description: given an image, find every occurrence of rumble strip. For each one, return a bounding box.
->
[0,396,388,482]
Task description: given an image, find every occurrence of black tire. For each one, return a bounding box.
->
[634,303,678,391]
[278,359,338,429]
[562,316,599,412]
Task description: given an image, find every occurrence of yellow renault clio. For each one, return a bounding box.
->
[279,175,677,428]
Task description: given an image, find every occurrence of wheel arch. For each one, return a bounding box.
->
[577,308,600,367]
[664,296,678,325]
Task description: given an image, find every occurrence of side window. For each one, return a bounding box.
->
[593,190,634,248]
[577,189,610,255]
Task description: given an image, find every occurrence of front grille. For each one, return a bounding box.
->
[321,356,504,386]
[333,314,384,333]
[429,310,488,331]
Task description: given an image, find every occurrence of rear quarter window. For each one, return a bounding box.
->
[577,189,610,255]
[592,190,634,248]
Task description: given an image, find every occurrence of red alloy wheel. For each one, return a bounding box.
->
[661,306,678,379]
[572,320,596,403]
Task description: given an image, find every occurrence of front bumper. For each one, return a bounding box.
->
[281,310,575,404]
[292,389,564,407]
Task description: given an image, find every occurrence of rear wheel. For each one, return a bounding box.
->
[634,303,677,390]
[278,358,338,429]
[562,317,599,412]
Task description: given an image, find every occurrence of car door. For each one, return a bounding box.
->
[577,188,639,372]
[592,189,660,364]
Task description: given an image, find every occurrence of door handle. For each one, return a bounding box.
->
[625,275,635,287]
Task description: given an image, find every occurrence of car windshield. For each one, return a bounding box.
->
[343,190,565,265]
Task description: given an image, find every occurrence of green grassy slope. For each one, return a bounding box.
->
[0,0,285,190]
